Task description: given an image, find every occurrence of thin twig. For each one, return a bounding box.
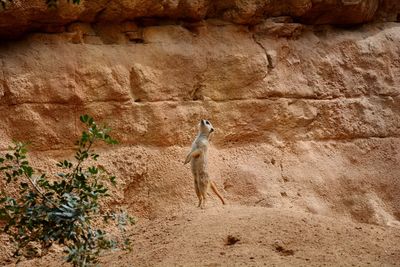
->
[72,137,94,178]
[15,155,57,207]
[24,173,57,207]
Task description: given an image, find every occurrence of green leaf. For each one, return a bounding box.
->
[88,167,98,175]
[80,114,89,123]
[81,131,89,142]
[20,182,29,189]
[0,197,7,204]
[5,172,12,183]
[109,176,116,186]
[20,146,28,154]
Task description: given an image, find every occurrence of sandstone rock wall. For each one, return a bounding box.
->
[1,22,399,150]
[0,0,400,38]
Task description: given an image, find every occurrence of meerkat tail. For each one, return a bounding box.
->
[210,181,226,205]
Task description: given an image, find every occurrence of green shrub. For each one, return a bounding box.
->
[0,115,134,266]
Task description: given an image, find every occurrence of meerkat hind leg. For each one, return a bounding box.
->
[200,192,206,209]
[198,180,208,209]
[194,178,202,207]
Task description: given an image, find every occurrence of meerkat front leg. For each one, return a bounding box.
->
[184,148,201,164]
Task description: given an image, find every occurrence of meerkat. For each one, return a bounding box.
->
[184,119,226,208]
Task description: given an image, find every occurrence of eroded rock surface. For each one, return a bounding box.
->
[1,22,399,149]
[0,0,400,38]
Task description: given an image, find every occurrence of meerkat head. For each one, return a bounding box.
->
[199,119,214,135]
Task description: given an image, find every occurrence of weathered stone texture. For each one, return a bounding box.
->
[1,21,399,150]
[0,0,399,38]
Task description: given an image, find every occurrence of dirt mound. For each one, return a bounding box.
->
[8,205,400,266]
[17,137,398,225]
[2,136,399,265]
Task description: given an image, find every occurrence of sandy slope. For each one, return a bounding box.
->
[1,138,399,266]
[109,205,400,267]
[10,203,400,267]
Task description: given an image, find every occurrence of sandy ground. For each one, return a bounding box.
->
[1,139,399,266]
[8,202,400,267]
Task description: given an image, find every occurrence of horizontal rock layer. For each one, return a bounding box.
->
[0,22,399,150]
[0,0,399,38]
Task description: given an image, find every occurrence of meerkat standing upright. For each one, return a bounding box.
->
[184,119,226,208]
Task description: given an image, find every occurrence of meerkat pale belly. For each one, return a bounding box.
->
[190,144,207,175]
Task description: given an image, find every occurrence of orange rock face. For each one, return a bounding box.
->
[1,22,399,149]
[0,1,400,265]
[0,0,399,38]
